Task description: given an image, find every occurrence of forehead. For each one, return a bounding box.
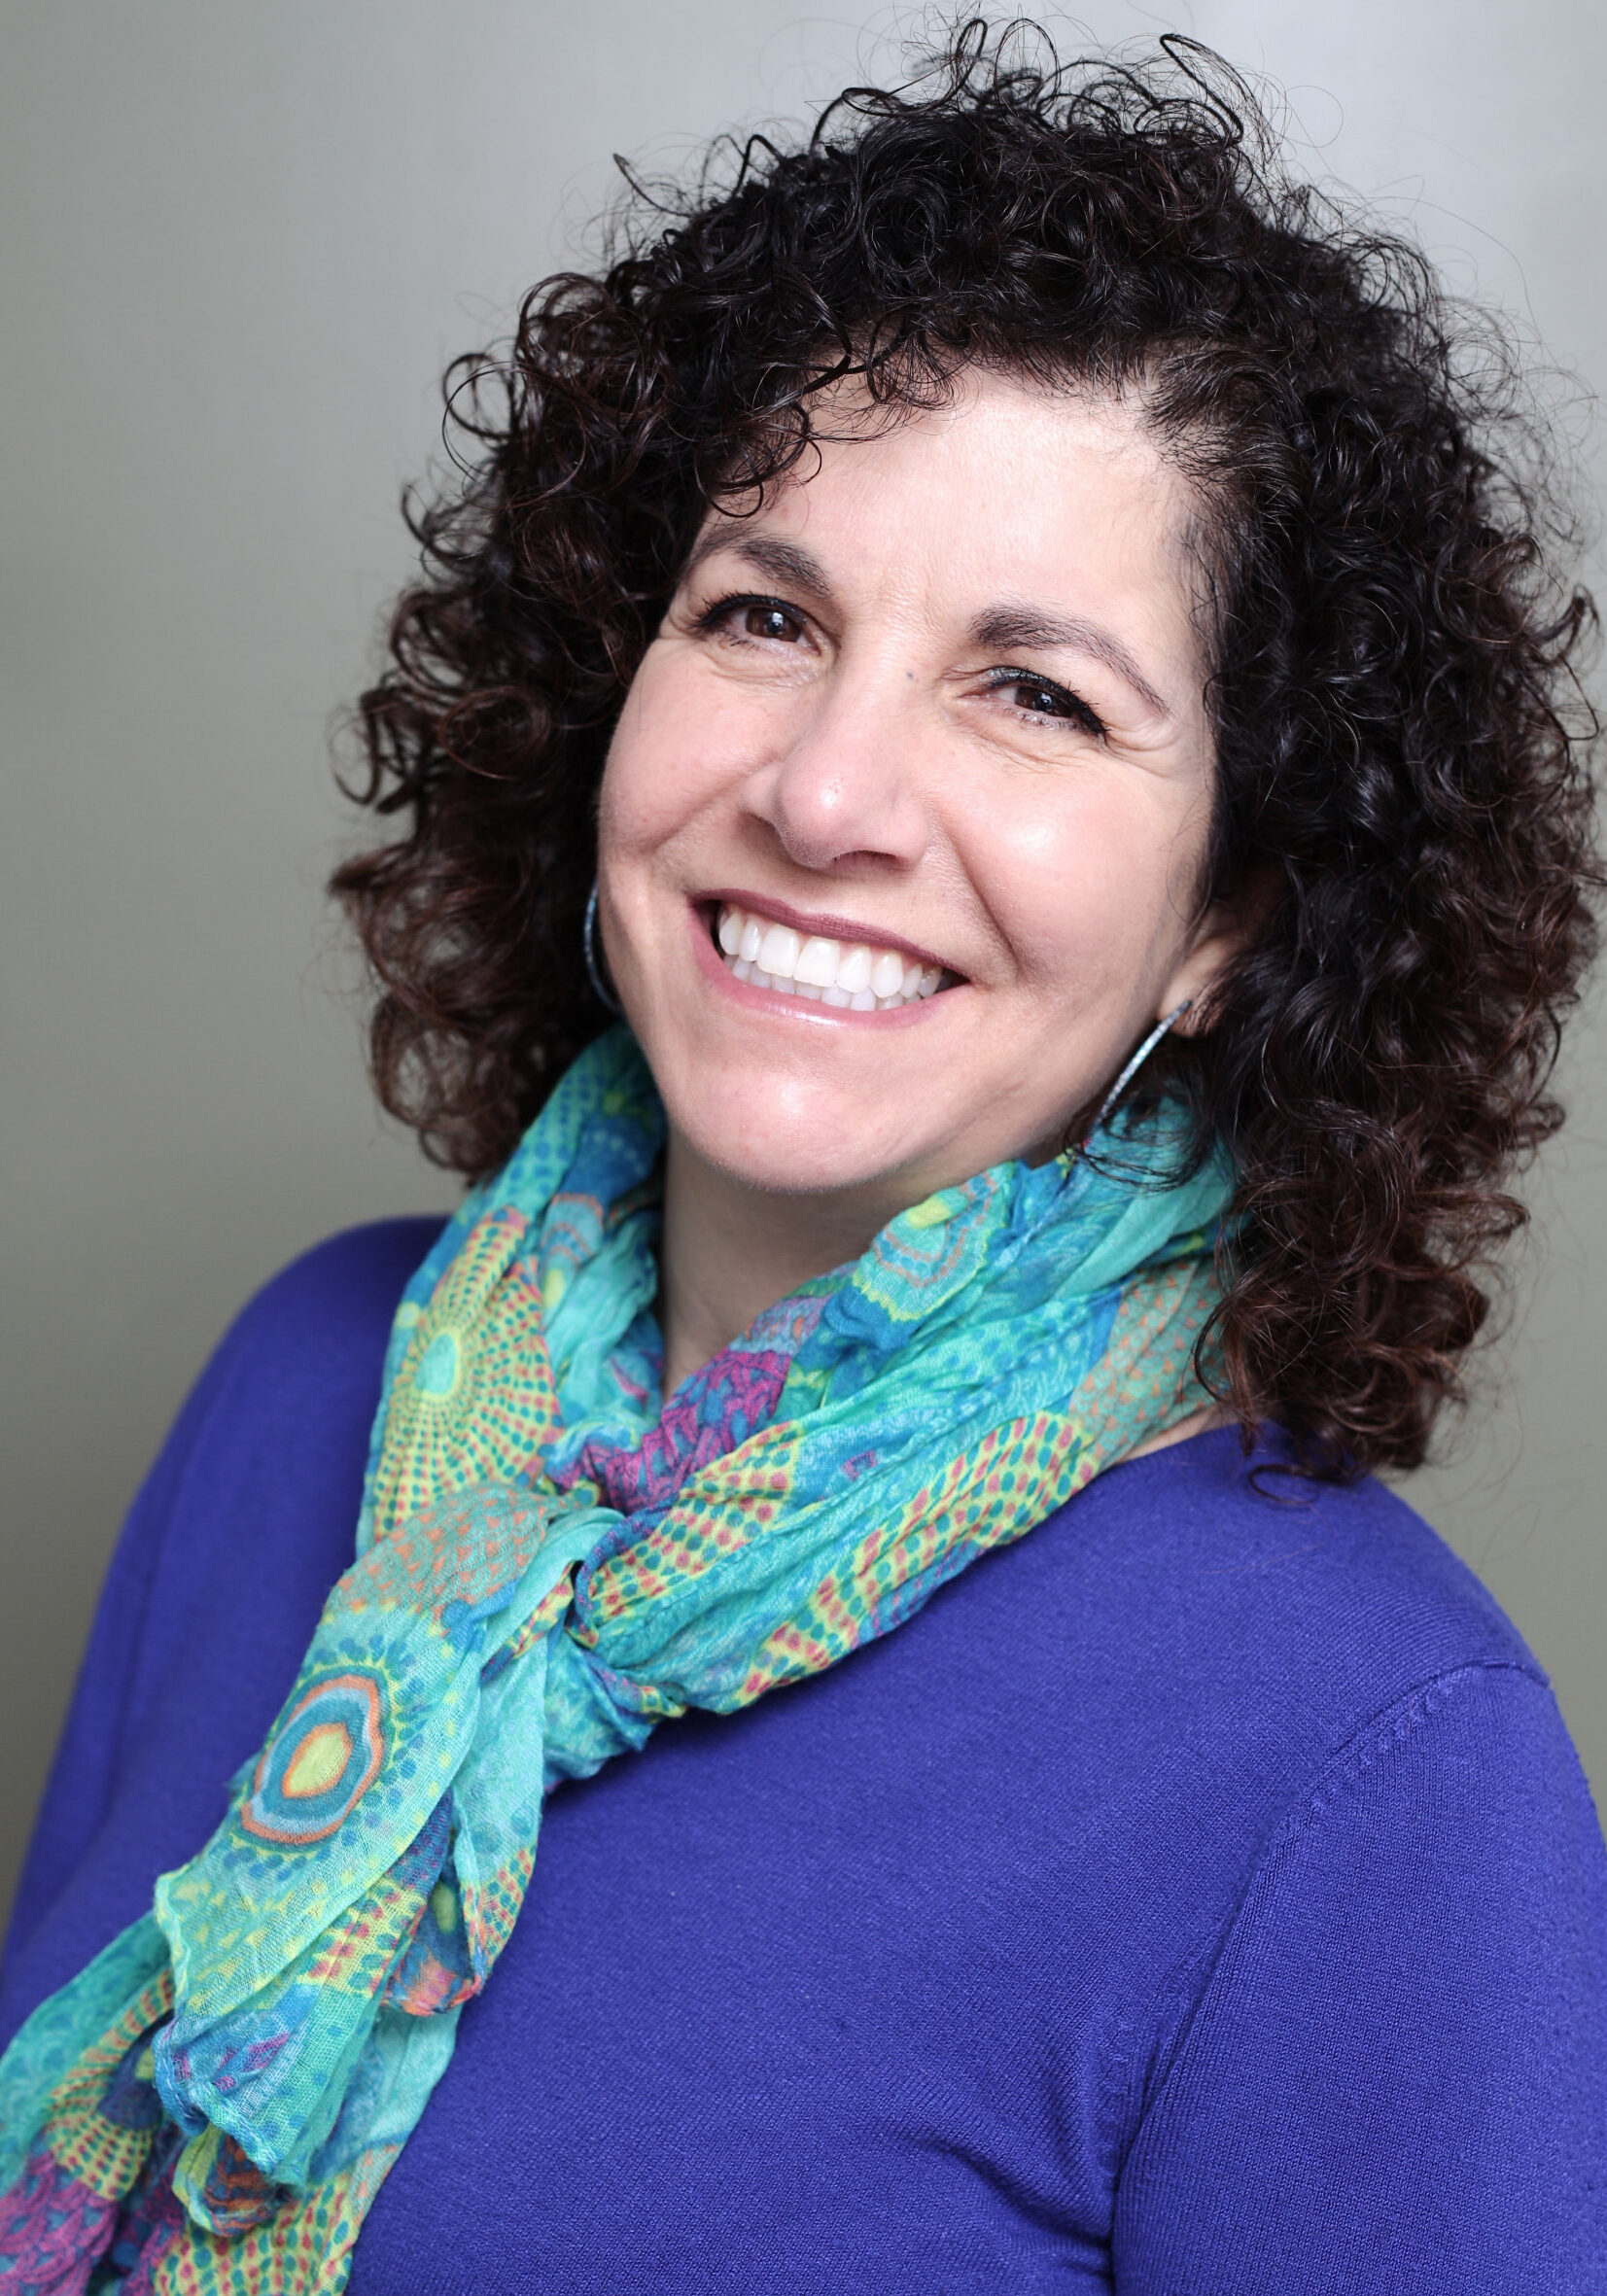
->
[693,367,1200,648]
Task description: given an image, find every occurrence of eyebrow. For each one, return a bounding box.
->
[681,529,831,596]
[682,530,1172,721]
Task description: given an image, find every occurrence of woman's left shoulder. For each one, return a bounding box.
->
[1056,1424,1551,1734]
[954,1422,1604,1919]
[1092,1444,1607,2284]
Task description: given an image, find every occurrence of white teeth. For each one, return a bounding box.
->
[714,903,950,1011]
[836,945,872,994]
[756,922,800,977]
[794,935,840,988]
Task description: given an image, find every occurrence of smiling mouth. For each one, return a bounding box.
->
[711,901,953,1010]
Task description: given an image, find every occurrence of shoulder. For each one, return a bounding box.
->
[943,1422,1595,1964]
[102,1213,449,1712]
[1110,1631,1607,2283]
[1031,1423,1543,1748]
[159,1215,450,1536]
[171,1216,445,1456]
[1019,1437,1605,2231]
[0,1219,447,2010]
[215,1216,448,1385]
[843,1420,1587,1935]
[111,1212,448,1634]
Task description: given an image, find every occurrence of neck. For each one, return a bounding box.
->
[658,1130,914,1393]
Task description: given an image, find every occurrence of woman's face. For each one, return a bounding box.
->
[598,368,1238,1205]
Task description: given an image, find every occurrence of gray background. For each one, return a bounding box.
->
[2,0,1603,1926]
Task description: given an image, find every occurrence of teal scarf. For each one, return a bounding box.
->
[0,1028,1230,2293]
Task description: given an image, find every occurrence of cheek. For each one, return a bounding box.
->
[599,669,685,860]
[969,783,1190,1003]
[599,650,756,863]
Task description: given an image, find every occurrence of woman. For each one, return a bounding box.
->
[0,27,1602,2293]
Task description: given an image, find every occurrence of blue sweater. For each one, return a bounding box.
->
[3,1221,1603,2292]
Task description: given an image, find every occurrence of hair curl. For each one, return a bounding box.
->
[333,23,1601,1479]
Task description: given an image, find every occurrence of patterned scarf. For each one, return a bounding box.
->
[0,1027,1230,2292]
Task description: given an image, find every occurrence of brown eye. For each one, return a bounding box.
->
[990,669,1105,737]
[743,604,803,643]
[1010,678,1079,718]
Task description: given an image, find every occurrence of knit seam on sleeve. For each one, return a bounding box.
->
[1104,1654,1553,2178]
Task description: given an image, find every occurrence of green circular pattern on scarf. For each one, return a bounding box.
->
[413,1330,462,1400]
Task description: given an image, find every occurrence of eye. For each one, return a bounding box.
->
[743,603,804,643]
[987,668,1106,738]
[699,593,809,646]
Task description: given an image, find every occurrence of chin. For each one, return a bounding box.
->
[674,1090,928,1201]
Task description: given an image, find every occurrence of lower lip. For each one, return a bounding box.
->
[687,905,952,1026]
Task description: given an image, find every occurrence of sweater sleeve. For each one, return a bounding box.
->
[1113,1661,1607,2294]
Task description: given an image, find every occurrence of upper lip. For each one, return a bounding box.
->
[699,888,958,976]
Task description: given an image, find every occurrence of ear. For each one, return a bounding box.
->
[1157,872,1275,1035]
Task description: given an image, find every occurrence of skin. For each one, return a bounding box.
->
[597,368,1250,1408]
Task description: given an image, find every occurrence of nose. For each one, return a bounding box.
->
[742,652,931,877]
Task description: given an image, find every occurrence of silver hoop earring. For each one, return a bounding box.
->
[583,881,622,1016]
[1094,999,1193,1134]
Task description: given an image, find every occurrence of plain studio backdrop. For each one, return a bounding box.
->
[2,0,1604,1922]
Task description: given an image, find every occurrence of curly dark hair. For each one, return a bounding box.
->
[333,22,1600,1480]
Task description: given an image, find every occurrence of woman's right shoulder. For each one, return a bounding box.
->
[138,1213,451,1611]
[122,1216,451,1678]
[165,1216,451,1537]
[0,1219,448,2006]
[216,1217,448,1387]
